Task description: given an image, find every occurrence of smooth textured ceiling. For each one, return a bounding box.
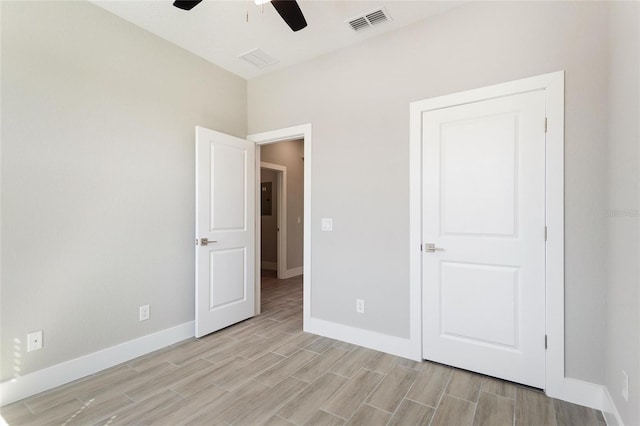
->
[91,1,463,80]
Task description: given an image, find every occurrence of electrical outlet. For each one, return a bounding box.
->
[27,330,43,352]
[622,370,629,402]
[321,218,333,231]
[139,305,150,322]
[356,299,365,314]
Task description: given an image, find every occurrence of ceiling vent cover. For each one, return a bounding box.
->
[347,7,392,32]
[239,48,279,69]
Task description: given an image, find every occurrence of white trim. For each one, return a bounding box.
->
[409,71,565,393]
[282,266,303,279]
[248,124,312,330]
[260,162,288,279]
[305,317,420,361]
[261,261,277,270]
[602,386,624,426]
[0,321,194,406]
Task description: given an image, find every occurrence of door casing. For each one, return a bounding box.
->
[260,162,287,279]
[409,71,565,396]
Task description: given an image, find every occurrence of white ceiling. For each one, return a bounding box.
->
[91,0,464,80]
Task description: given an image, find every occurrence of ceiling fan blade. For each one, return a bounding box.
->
[271,0,307,32]
[173,0,203,11]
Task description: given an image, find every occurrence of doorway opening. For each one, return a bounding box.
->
[248,124,312,327]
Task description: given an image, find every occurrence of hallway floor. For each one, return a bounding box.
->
[2,271,604,425]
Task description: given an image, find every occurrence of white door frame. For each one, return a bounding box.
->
[260,162,288,279]
[248,124,312,324]
[409,72,566,397]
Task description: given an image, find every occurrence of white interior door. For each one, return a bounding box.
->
[195,126,255,338]
[421,90,546,388]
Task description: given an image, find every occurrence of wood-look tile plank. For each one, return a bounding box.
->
[184,380,270,425]
[63,394,134,425]
[329,346,376,378]
[64,365,138,402]
[430,394,476,426]
[554,398,600,426]
[473,391,515,426]
[515,387,556,426]
[170,359,234,397]
[278,373,348,425]
[84,362,177,402]
[273,333,321,357]
[293,347,349,383]
[481,376,517,399]
[395,357,425,371]
[204,334,267,363]
[304,410,346,426]
[332,341,358,352]
[8,398,84,426]
[229,377,308,425]
[388,399,435,426]
[322,368,384,419]
[366,364,419,412]
[255,349,317,387]
[94,389,183,425]
[210,352,285,390]
[0,401,33,424]
[446,368,483,402]
[364,352,398,374]
[265,414,297,426]
[126,344,178,372]
[141,383,227,425]
[304,336,337,354]
[240,331,298,360]
[125,358,213,402]
[345,404,391,425]
[163,339,212,365]
[405,362,452,407]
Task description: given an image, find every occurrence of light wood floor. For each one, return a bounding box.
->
[2,271,605,426]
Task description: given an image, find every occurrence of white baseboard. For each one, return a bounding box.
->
[0,321,194,406]
[601,386,624,426]
[261,261,277,270]
[548,377,605,411]
[304,317,421,362]
[282,266,303,279]
[547,378,626,426]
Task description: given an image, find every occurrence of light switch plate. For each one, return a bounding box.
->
[321,218,333,231]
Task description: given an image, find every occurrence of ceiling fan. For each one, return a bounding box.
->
[173,0,308,32]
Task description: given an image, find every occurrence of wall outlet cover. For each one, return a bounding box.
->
[321,218,333,231]
[622,370,629,402]
[27,330,43,352]
[139,305,150,322]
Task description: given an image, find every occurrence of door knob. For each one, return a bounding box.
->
[424,243,444,253]
[199,238,217,246]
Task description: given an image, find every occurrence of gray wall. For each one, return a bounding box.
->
[261,169,278,265]
[248,2,611,383]
[605,2,640,424]
[0,1,247,381]
[260,140,305,271]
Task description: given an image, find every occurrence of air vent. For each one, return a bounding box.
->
[239,48,279,69]
[347,7,392,32]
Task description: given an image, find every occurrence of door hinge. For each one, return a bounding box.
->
[545,335,548,349]
[544,226,548,241]
[420,244,423,252]
[544,117,548,133]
